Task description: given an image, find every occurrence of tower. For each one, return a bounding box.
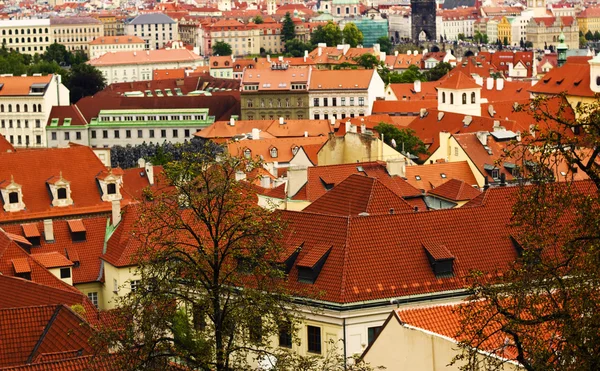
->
[267,0,276,15]
[411,0,436,42]
[556,32,567,67]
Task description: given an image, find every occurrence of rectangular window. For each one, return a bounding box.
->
[113,278,118,293]
[130,280,140,293]
[138,130,143,138]
[323,98,328,106]
[313,98,319,107]
[307,326,321,353]
[114,130,120,139]
[184,129,190,137]
[36,135,41,145]
[51,132,57,141]
[36,120,41,128]
[149,129,155,138]
[172,129,178,138]
[24,120,28,128]
[102,130,108,139]
[64,132,70,140]
[161,129,166,138]
[60,267,71,279]
[314,114,319,120]
[359,97,365,106]
[350,97,355,106]
[87,292,99,308]
[368,326,383,345]
[332,98,337,107]
[126,129,131,138]
[278,321,293,348]
[91,130,97,139]
[324,114,328,120]
[76,132,81,140]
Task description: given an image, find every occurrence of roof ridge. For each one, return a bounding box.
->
[339,216,351,303]
[27,304,63,363]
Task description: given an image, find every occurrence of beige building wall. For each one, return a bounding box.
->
[427,132,486,187]
[76,282,104,309]
[102,262,140,310]
[317,132,407,166]
[0,19,52,55]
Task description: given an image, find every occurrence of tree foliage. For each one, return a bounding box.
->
[253,15,264,24]
[455,95,600,370]
[423,62,453,81]
[353,53,382,69]
[380,64,424,84]
[342,23,364,48]
[376,36,393,54]
[212,41,233,56]
[285,39,313,57]
[311,22,343,47]
[374,123,427,156]
[65,63,106,103]
[282,12,296,42]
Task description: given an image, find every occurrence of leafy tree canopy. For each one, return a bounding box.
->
[284,39,314,57]
[65,63,106,103]
[374,123,427,156]
[423,62,453,81]
[311,21,343,46]
[376,36,393,54]
[212,41,233,56]
[342,23,364,48]
[282,12,296,42]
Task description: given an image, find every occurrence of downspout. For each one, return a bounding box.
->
[343,317,347,371]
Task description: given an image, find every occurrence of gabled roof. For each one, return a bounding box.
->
[0,304,93,368]
[428,178,482,201]
[302,174,414,216]
[529,56,593,97]
[31,252,73,269]
[197,119,332,141]
[102,205,141,268]
[0,75,53,97]
[437,71,481,90]
[0,134,15,153]
[405,161,479,192]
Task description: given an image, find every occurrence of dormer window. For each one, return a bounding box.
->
[47,172,73,207]
[270,147,278,158]
[296,245,332,284]
[107,183,117,195]
[96,168,123,202]
[244,149,251,159]
[1,175,25,212]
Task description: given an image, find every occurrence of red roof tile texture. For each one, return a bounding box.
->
[0,134,15,153]
[428,178,482,201]
[31,252,73,268]
[405,161,479,192]
[437,71,481,90]
[529,56,593,97]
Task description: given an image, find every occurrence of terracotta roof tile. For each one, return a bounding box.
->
[5,232,32,246]
[0,355,116,370]
[297,244,331,268]
[0,75,53,97]
[428,178,482,201]
[422,241,454,260]
[89,35,145,45]
[0,134,15,153]
[66,219,85,233]
[227,137,328,163]
[309,69,375,90]
[31,252,73,268]
[89,49,202,66]
[529,56,593,97]
[437,71,481,90]
[11,258,31,273]
[405,161,478,192]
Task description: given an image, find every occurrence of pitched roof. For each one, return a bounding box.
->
[31,252,73,269]
[0,355,117,370]
[302,174,414,216]
[47,105,88,127]
[308,69,375,90]
[197,119,332,141]
[89,49,202,66]
[241,67,309,91]
[0,305,93,368]
[437,71,481,90]
[0,134,15,153]
[405,161,479,192]
[529,56,594,97]
[0,75,53,97]
[102,205,142,268]
[94,75,240,97]
[128,13,176,24]
[428,178,482,201]
[227,136,328,163]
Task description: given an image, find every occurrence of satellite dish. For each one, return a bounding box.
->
[391,138,397,148]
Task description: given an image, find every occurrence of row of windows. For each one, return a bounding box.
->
[2,36,49,44]
[247,98,299,108]
[8,45,49,52]
[133,24,173,31]
[441,92,476,105]
[6,134,42,145]
[1,119,42,128]
[50,128,196,141]
[54,27,102,34]
[277,324,382,353]
[98,114,205,122]
[1,27,49,35]
[313,112,363,120]
[0,104,42,113]
[313,97,364,107]
[246,114,304,120]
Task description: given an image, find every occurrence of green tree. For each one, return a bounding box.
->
[585,30,594,40]
[212,41,233,56]
[92,151,300,371]
[42,42,72,65]
[458,33,466,41]
[253,15,264,24]
[455,95,600,371]
[284,38,313,57]
[374,123,427,156]
[580,35,588,48]
[353,53,382,69]
[282,12,296,42]
[423,62,453,81]
[384,64,425,83]
[525,40,533,48]
[342,23,364,48]
[594,30,600,41]
[65,63,106,103]
[503,36,509,46]
[311,21,343,46]
[376,36,393,54]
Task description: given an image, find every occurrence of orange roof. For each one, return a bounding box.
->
[0,75,53,97]
[66,219,86,233]
[32,252,73,268]
[89,35,145,45]
[405,161,478,191]
[0,134,15,153]
[578,6,600,18]
[242,67,309,91]
[11,258,31,274]
[309,69,375,90]
[198,119,332,140]
[89,49,203,66]
[227,136,328,163]
[152,68,186,80]
[529,56,594,97]
[428,178,482,201]
[21,223,40,238]
[437,71,481,90]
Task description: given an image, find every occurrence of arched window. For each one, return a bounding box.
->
[0,104,3,112]
[462,93,467,104]
[442,92,446,103]
[471,92,476,104]
[346,6,350,14]
[33,104,37,113]
[15,104,19,112]
[37,104,41,112]
[7,104,11,112]
[450,93,454,104]
[23,104,27,112]
[270,147,278,158]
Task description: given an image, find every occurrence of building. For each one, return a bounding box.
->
[412,0,437,41]
[436,71,482,117]
[50,17,104,54]
[93,13,125,37]
[89,35,146,59]
[240,64,310,120]
[0,74,70,148]
[88,49,204,84]
[125,13,178,51]
[308,69,385,120]
[209,55,235,79]
[526,16,578,49]
[349,18,389,47]
[199,19,261,57]
[0,19,52,55]
[577,7,600,35]
[437,8,477,41]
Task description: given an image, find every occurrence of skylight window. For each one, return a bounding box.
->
[415,175,421,180]
[440,173,447,179]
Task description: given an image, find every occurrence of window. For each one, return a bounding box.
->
[64,132,70,140]
[35,120,41,128]
[184,129,190,137]
[442,92,446,103]
[130,280,140,293]
[36,135,41,145]
[324,98,328,106]
[138,130,143,138]
[60,267,71,279]
[87,292,98,308]
[102,130,108,139]
[471,92,476,104]
[367,326,383,345]
[91,130,97,139]
[350,97,355,106]
[462,93,467,104]
[76,132,81,140]
[358,97,365,106]
[8,192,19,204]
[270,147,278,158]
[57,188,67,199]
[314,114,319,120]
[450,93,454,104]
[307,326,321,353]
[114,130,120,139]
[51,132,57,141]
[341,97,345,106]
[244,149,251,158]
[332,98,337,106]
[278,321,293,348]
[313,98,319,107]
[149,129,155,138]
[172,129,178,138]
[161,129,167,138]
[107,183,117,195]
[125,130,131,138]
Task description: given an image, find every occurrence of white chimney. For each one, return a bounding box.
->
[486,77,494,90]
[43,219,54,242]
[145,162,154,186]
[414,80,421,93]
[386,158,406,177]
[230,117,235,126]
[138,158,146,168]
[235,170,247,181]
[287,165,308,197]
[279,117,285,125]
[267,55,271,62]
[278,56,284,62]
[345,120,351,133]
[476,131,489,146]
[496,78,504,91]
[474,76,484,86]
[112,200,121,226]
[330,117,335,126]
[260,175,270,188]
[395,50,398,56]
[407,50,412,55]
[251,128,260,140]
[304,49,308,62]
[361,124,367,133]
[304,131,308,137]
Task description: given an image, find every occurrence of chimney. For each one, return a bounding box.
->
[395,50,398,56]
[278,56,284,62]
[486,77,494,90]
[414,80,421,93]
[304,131,308,137]
[138,158,146,168]
[304,49,308,62]
[496,78,504,91]
[476,131,489,146]
[330,116,335,126]
[279,117,285,125]
[474,76,483,86]
[43,219,54,242]
[145,162,154,186]
[260,175,270,188]
[345,120,351,133]
[287,165,308,197]
[493,120,501,131]
[252,128,260,140]
[361,123,367,133]
[500,173,506,186]
[419,108,427,118]
[112,200,121,226]
[230,117,235,126]
[267,54,271,62]
[386,157,406,177]
[235,170,247,181]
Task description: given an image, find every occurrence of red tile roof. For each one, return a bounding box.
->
[89,49,202,66]
[297,244,331,268]
[428,178,482,201]
[197,119,333,141]
[0,75,53,97]
[0,355,116,370]
[422,241,454,260]
[0,133,15,153]
[102,205,142,268]
[31,252,73,268]
[12,258,31,273]
[0,304,93,368]
[66,219,86,233]
[309,69,375,90]
[47,105,88,127]
[529,56,594,97]
[437,71,481,90]
[405,161,479,192]
[227,137,328,163]
[302,174,414,216]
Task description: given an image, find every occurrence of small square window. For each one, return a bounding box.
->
[60,267,71,279]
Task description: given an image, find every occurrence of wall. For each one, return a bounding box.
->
[75,282,104,310]
[96,57,203,84]
[241,92,310,120]
[102,261,140,310]
[427,132,486,187]
[317,132,406,166]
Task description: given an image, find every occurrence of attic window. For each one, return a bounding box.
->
[57,188,67,199]
[296,245,332,284]
[556,78,564,85]
[1,176,25,212]
[270,147,278,158]
[423,242,455,278]
[8,192,18,204]
[22,223,41,247]
[67,219,86,242]
[440,173,447,179]
[107,183,117,195]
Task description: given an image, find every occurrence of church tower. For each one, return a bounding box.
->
[411,0,436,42]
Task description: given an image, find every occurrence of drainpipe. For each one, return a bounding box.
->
[343,317,347,371]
